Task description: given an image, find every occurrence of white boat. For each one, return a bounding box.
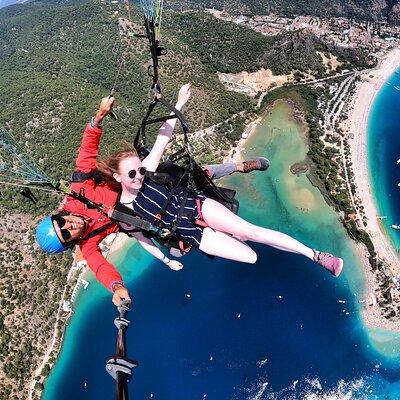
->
[391,224,400,230]
[395,86,400,91]
[397,159,400,165]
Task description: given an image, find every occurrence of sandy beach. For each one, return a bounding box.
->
[348,47,400,274]
[231,49,400,332]
[226,116,263,163]
[347,47,400,331]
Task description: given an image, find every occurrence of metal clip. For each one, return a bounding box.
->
[114,316,130,330]
[159,228,171,238]
[105,357,138,380]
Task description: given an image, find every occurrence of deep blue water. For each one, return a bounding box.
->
[46,246,381,400]
[368,68,400,251]
[43,94,400,399]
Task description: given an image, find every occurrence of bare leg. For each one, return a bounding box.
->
[200,198,315,259]
[199,227,257,263]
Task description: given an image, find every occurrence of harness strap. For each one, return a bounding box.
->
[111,203,159,233]
[170,188,189,235]
[71,170,103,184]
[68,190,109,214]
[81,221,117,241]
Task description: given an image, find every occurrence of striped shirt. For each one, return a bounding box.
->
[119,177,206,248]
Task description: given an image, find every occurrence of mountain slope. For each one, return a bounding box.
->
[170,0,400,23]
[0,0,369,215]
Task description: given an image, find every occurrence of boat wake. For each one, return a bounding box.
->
[245,376,372,400]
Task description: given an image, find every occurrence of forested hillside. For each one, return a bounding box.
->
[0,0,369,215]
[0,0,252,213]
[169,12,369,76]
[172,0,400,23]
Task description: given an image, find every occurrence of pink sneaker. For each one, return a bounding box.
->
[313,251,343,277]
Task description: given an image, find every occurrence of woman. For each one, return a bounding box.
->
[99,83,344,276]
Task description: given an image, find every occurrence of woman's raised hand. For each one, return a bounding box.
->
[176,83,192,108]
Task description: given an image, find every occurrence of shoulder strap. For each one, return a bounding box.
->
[111,198,160,234]
[81,221,116,241]
[71,170,104,184]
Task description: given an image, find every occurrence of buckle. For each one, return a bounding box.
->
[159,228,171,238]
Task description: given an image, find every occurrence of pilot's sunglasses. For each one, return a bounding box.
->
[127,167,147,179]
[52,215,72,241]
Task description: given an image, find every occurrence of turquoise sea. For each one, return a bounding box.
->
[43,77,400,399]
[368,68,400,252]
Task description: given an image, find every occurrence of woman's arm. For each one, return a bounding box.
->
[142,84,191,172]
[132,231,184,271]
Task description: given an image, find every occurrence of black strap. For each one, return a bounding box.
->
[111,207,158,233]
[81,221,116,241]
[71,170,103,184]
[69,190,107,214]
[67,189,161,236]
[112,195,162,234]
[170,188,189,235]
[155,165,191,224]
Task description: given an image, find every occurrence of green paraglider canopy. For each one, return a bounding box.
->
[0,127,57,192]
[139,0,164,40]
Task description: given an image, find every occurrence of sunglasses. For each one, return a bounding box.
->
[127,167,147,179]
[52,215,72,242]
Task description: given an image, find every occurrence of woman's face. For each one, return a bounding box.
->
[114,155,145,191]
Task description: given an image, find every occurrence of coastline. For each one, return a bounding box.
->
[346,47,400,330]
[348,46,400,273]
[231,51,400,334]
[28,234,135,400]
[226,116,263,163]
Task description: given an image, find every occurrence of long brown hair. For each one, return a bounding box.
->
[97,144,138,190]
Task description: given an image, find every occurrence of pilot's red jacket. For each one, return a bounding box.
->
[62,123,123,291]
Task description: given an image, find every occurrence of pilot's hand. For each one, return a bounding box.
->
[112,284,131,306]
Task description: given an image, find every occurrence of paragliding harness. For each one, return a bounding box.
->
[127,9,239,256]
[69,170,188,254]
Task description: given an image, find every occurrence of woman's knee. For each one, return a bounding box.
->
[248,249,257,264]
[240,247,257,264]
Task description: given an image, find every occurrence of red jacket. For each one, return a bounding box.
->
[62,123,122,291]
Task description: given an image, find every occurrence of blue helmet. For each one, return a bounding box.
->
[36,215,67,254]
